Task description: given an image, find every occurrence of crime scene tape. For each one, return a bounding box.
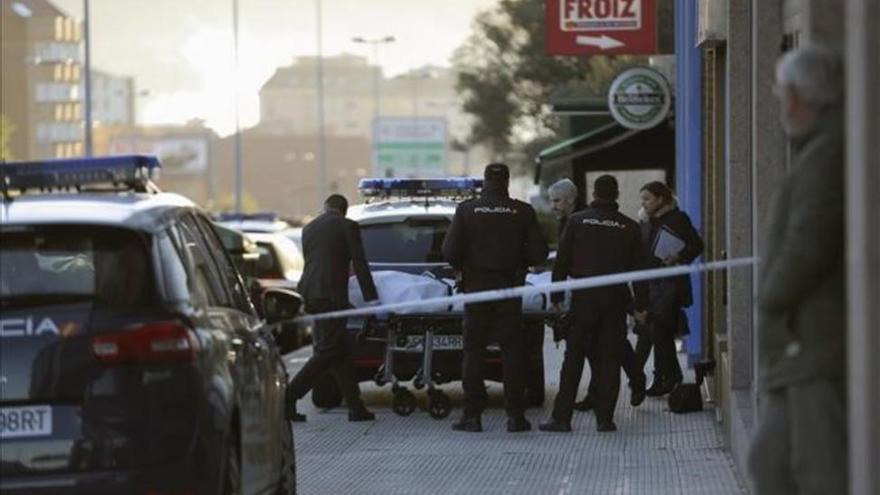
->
[295,257,759,324]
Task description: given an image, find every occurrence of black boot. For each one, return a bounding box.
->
[348,408,376,422]
[572,396,594,412]
[452,415,482,432]
[285,386,306,422]
[286,399,307,422]
[596,420,617,432]
[539,418,572,432]
[507,415,531,433]
[645,376,667,397]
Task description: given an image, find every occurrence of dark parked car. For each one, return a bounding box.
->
[0,156,299,495]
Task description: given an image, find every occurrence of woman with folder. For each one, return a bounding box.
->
[635,181,705,397]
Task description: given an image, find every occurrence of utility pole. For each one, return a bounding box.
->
[316,0,327,202]
[232,0,243,213]
[82,0,93,156]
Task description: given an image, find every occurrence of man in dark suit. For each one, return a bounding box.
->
[442,163,549,433]
[286,194,379,422]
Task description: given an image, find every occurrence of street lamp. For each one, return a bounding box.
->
[352,35,395,175]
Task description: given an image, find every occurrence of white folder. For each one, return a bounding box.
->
[652,226,686,260]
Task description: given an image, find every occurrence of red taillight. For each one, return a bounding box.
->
[91,322,198,365]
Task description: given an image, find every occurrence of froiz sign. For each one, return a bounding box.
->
[545,0,658,55]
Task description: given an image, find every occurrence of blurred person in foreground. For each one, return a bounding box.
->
[286,194,379,422]
[636,181,704,397]
[540,175,645,433]
[442,163,548,433]
[747,44,847,495]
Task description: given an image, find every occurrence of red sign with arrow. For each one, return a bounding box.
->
[545,0,658,55]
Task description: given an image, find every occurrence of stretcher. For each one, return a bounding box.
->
[362,310,562,419]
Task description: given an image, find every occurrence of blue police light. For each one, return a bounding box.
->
[0,154,161,193]
[358,178,482,198]
[216,211,280,222]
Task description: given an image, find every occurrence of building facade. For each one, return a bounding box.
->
[0,0,84,160]
[680,1,879,493]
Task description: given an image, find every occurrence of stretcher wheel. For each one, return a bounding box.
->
[427,390,451,420]
[413,374,425,390]
[392,389,416,416]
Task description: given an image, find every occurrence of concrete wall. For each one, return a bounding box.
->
[845,1,880,493]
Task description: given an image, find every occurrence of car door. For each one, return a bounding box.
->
[174,214,274,493]
[190,213,286,492]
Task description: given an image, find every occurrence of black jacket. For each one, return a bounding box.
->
[556,203,586,238]
[551,201,646,309]
[297,210,378,310]
[645,206,704,308]
[442,184,548,292]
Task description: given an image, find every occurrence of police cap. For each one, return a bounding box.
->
[484,163,510,182]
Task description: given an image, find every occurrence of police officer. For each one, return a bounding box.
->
[286,194,378,422]
[540,175,646,433]
[442,163,548,432]
[550,179,648,412]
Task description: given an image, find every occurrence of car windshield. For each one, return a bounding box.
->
[360,218,450,264]
[0,225,155,309]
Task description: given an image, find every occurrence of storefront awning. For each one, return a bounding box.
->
[534,122,640,182]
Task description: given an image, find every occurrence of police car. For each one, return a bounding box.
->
[0,156,299,494]
[306,178,546,409]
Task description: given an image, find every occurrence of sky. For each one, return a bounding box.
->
[53,0,499,136]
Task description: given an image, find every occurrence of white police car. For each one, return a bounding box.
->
[0,156,300,494]
[306,178,547,410]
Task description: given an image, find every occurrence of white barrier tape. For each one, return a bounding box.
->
[295,257,759,324]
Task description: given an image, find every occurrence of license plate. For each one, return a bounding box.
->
[403,334,463,351]
[0,406,52,439]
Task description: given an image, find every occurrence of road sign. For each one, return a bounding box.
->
[373,117,447,178]
[545,0,658,55]
[607,66,671,130]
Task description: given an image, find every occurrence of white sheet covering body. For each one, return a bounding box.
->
[348,270,570,313]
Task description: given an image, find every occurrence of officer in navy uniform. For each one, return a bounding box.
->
[442,163,548,433]
[541,175,646,433]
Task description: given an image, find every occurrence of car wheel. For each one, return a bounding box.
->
[222,435,242,495]
[276,417,296,494]
[311,372,343,409]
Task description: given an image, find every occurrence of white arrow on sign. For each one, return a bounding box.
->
[575,35,625,50]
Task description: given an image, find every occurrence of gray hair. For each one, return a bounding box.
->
[775,44,843,106]
[548,178,578,199]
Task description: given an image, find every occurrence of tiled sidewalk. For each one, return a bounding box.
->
[288,334,748,494]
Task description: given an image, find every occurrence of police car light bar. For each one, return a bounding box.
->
[358,178,482,198]
[0,154,161,194]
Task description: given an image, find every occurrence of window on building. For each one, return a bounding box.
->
[54,104,64,121]
[54,64,62,81]
[55,17,64,41]
[71,65,80,80]
[55,144,65,158]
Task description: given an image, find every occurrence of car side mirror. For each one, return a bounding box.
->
[262,288,303,324]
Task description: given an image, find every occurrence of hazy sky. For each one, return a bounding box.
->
[53,0,499,136]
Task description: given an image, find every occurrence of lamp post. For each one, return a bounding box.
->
[351,35,395,176]
[232,0,243,213]
[82,0,93,156]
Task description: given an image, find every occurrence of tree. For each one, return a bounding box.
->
[452,0,646,168]
[0,114,14,161]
